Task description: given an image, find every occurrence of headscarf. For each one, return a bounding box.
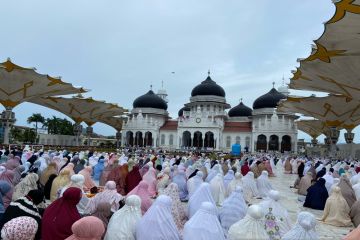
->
[297,172,313,196]
[350,200,360,227]
[12,165,25,186]
[171,171,188,201]
[256,170,273,198]
[44,174,57,200]
[91,202,111,227]
[188,182,216,218]
[259,190,292,236]
[338,175,357,208]
[79,166,96,191]
[5,157,20,170]
[0,169,15,185]
[107,164,128,195]
[12,173,39,201]
[1,216,38,240]
[220,186,248,232]
[303,178,329,210]
[127,181,152,214]
[320,186,353,227]
[142,166,157,197]
[184,202,226,240]
[50,169,71,202]
[226,172,242,197]
[162,183,187,231]
[241,161,250,176]
[42,187,82,240]
[88,181,123,213]
[125,164,142,194]
[228,204,268,240]
[242,171,259,201]
[187,171,204,198]
[136,195,180,240]
[39,162,58,186]
[223,170,235,190]
[209,173,226,206]
[93,158,105,181]
[282,212,318,240]
[65,216,105,240]
[0,181,11,214]
[104,195,142,240]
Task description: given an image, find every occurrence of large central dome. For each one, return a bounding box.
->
[191,75,225,97]
[133,90,168,110]
[253,87,286,109]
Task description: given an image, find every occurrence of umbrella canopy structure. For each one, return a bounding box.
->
[296,119,330,139]
[29,95,126,125]
[278,94,360,130]
[0,59,86,108]
[98,116,124,131]
[289,0,360,100]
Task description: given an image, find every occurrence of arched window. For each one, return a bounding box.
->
[226,136,231,148]
[161,134,165,145]
[235,136,240,145]
[169,134,174,145]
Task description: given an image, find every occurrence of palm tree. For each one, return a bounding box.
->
[27,113,45,135]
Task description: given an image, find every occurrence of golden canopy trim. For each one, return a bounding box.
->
[327,0,360,24]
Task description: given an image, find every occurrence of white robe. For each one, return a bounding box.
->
[188,182,216,218]
[256,171,273,198]
[242,172,259,201]
[209,174,226,206]
[282,212,318,240]
[187,172,204,198]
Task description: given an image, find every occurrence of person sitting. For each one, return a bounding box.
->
[65,216,105,240]
[1,216,38,240]
[282,212,318,240]
[303,178,328,210]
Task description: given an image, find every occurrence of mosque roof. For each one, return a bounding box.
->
[253,87,286,109]
[133,90,168,110]
[228,100,252,117]
[191,74,225,97]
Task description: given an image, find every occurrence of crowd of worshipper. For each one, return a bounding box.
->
[0,146,359,240]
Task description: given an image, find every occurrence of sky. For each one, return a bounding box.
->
[1,0,353,142]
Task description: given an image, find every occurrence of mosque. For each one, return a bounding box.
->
[121,72,298,152]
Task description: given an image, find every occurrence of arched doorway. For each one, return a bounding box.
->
[135,131,143,147]
[126,131,134,146]
[269,135,279,151]
[182,131,191,147]
[281,135,291,152]
[144,131,152,146]
[193,131,203,148]
[256,135,267,151]
[204,131,214,148]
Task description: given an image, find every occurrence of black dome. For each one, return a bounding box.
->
[178,106,191,117]
[191,76,225,97]
[228,101,252,117]
[253,88,286,109]
[133,90,168,110]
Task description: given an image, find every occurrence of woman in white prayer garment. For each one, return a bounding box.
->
[242,171,259,202]
[259,190,292,236]
[226,172,242,197]
[205,164,222,182]
[183,201,226,240]
[209,173,226,206]
[223,170,235,190]
[228,204,268,240]
[104,195,142,240]
[136,195,180,240]
[219,186,248,232]
[256,170,273,198]
[282,211,319,240]
[188,182,216,218]
[187,171,204,198]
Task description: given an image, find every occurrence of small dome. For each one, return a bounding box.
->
[228,101,252,117]
[253,88,286,109]
[178,106,191,117]
[133,90,168,110]
[191,75,225,97]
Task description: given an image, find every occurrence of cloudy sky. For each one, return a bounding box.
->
[2,0,352,142]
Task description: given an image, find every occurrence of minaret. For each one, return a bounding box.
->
[278,76,290,96]
[157,80,168,103]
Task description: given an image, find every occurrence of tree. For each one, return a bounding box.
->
[44,116,74,135]
[23,128,37,144]
[10,127,23,143]
[27,113,45,135]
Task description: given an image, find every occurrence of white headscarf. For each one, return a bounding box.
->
[105,195,142,240]
[282,212,319,240]
[228,204,268,240]
[136,195,180,240]
[219,186,248,232]
[209,174,226,206]
[188,182,216,218]
[242,171,259,201]
[259,190,292,236]
[256,171,273,198]
[223,170,235,189]
[187,171,204,198]
[205,164,221,182]
[226,172,242,197]
[183,202,225,240]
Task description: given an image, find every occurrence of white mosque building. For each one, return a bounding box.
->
[121,73,298,152]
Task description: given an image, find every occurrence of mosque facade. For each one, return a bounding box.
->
[121,73,298,152]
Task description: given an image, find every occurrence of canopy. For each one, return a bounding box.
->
[29,95,126,125]
[296,120,330,138]
[0,59,86,108]
[98,116,124,131]
[289,0,360,100]
[278,95,360,130]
